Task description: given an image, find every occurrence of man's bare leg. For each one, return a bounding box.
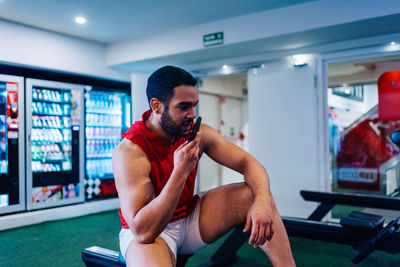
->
[258,197,295,266]
[125,236,176,267]
[199,182,295,266]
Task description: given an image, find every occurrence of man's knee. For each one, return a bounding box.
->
[236,182,278,216]
[126,237,175,267]
[238,182,255,205]
[231,183,255,220]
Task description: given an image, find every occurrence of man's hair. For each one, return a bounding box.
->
[146,66,197,110]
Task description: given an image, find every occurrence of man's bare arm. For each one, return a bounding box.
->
[200,124,274,246]
[201,124,271,197]
[113,137,200,243]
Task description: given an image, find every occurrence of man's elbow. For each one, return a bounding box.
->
[133,229,157,244]
[130,221,158,244]
[240,154,255,173]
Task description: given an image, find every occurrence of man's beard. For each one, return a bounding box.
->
[160,109,192,137]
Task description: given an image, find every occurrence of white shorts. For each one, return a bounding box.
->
[119,196,206,260]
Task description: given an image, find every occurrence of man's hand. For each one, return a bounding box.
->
[243,198,275,248]
[173,132,201,176]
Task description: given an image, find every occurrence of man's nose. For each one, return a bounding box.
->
[188,106,196,119]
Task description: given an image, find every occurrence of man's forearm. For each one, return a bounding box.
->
[243,157,272,200]
[130,170,187,243]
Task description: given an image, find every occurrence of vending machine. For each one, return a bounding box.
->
[26,79,85,210]
[84,89,131,199]
[0,74,25,215]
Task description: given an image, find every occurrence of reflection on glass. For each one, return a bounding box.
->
[84,91,129,199]
[0,84,8,174]
[31,87,72,173]
[329,83,400,196]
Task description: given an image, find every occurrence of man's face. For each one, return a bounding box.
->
[160,85,198,137]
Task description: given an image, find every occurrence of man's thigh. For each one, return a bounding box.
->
[199,182,254,244]
[126,236,176,267]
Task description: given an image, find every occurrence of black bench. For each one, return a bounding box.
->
[82,190,400,266]
[82,246,193,267]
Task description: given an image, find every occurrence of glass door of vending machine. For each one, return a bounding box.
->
[26,79,85,210]
[84,90,131,199]
[0,74,25,215]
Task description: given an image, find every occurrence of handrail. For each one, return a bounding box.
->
[301,190,400,211]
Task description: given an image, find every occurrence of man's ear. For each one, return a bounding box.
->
[150,98,163,114]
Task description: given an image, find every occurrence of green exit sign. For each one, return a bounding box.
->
[203,32,224,47]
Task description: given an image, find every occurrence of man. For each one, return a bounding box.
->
[113,66,295,266]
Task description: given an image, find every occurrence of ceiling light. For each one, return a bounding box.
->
[291,54,310,68]
[384,41,400,52]
[75,16,86,24]
[222,65,228,70]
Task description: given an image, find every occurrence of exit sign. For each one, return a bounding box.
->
[203,32,224,47]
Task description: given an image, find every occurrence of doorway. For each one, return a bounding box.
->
[196,74,248,192]
[327,55,400,196]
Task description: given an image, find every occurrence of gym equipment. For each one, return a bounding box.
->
[82,246,124,267]
[393,130,400,147]
[331,70,400,195]
[378,71,400,121]
[82,190,400,266]
[199,190,400,266]
[83,130,400,266]
[82,246,193,267]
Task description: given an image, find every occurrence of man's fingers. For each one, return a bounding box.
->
[187,133,201,149]
[268,222,275,241]
[194,146,200,158]
[248,221,274,247]
[186,139,197,149]
[249,222,258,246]
[243,215,251,233]
[176,140,188,150]
[256,224,266,246]
[194,131,202,142]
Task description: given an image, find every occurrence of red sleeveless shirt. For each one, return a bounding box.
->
[118,110,199,229]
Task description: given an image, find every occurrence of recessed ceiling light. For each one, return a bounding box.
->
[75,16,86,24]
[292,54,311,67]
[222,65,228,70]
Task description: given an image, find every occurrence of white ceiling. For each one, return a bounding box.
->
[0,0,316,43]
[328,54,400,85]
[1,0,400,75]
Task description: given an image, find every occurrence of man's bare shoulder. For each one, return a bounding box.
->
[113,138,154,220]
[114,138,147,159]
[112,138,151,178]
[199,123,225,147]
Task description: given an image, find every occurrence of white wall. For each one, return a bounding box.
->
[248,59,319,218]
[198,93,221,192]
[0,20,129,81]
[131,73,150,122]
